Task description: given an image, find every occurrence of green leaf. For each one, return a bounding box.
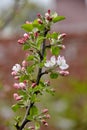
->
[30,105,38,117]
[46,88,55,96]
[53,16,65,23]
[30,94,37,102]
[51,32,58,39]
[51,46,60,56]
[27,115,33,121]
[22,24,33,32]
[33,19,39,28]
[27,65,35,73]
[50,72,58,79]
[19,75,29,82]
[27,55,35,61]
[35,122,40,130]
[23,44,30,50]
[12,104,20,112]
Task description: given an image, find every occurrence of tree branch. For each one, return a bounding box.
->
[16,28,49,130]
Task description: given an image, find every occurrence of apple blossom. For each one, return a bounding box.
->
[57,55,69,70]
[44,56,56,68]
[12,64,21,73]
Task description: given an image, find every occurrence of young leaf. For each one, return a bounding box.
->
[23,44,30,50]
[51,46,60,56]
[12,104,20,112]
[30,105,38,117]
[35,122,40,130]
[53,16,65,23]
[50,72,58,79]
[22,24,33,32]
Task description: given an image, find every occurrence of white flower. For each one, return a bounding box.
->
[57,55,69,70]
[12,64,21,73]
[44,56,56,68]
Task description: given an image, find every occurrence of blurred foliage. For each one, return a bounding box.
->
[0,0,45,32]
[40,77,87,130]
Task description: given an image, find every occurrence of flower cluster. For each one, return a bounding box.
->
[11,9,69,130]
[18,33,29,44]
[44,55,69,76]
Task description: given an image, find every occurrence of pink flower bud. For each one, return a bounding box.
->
[44,122,48,126]
[28,126,35,130]
[16,96,22,101]
[42,109,48,113]
[45,114,50,119]
[48,9,51,14]
[19,82,26,89]
[23,33,29,39]
[34,32,39,38]
[59,70,69,76]
[13,93,18,99]
[11,71,17,76]
[21,67,25,71]
[31,83,37,88]
[58,45,66,49]
[37,19,43,24]
[26,21,32,24]
[26,21,30,24]
[14,76,19,80]
[25,52,30,57]
[45,13,49,18]
[37,13,41,18]
[41,120,48,126]
[58,33,67,40]
[13,93,22,101]
[18,38,25,44]
[22,60,28,67]
[13,83,19,89]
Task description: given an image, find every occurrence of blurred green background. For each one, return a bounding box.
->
[0,0,87,130]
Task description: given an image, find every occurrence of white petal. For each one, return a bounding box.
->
[59,64,69,70]
[44,61,50,67]
[12,64,21,72]
[50,56,56,65]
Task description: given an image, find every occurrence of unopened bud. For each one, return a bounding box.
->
[58,45,66,49]
[23,33,29,39]
[58,33,66,40]
[13,93,22,101]
[48,9,51,14]
[19,82,26,89]
[37,19,43,24]
[13,83,19,89]
[31,83,37,88]
[11,71,17,76]
[45,114,51,119]
[14,76,19,80]
[59,70,69,76]
[37,13,41,18]
[42,109,48,114]
[26,21,32,24]
[22,60,28,67]
[34,32,39,38]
